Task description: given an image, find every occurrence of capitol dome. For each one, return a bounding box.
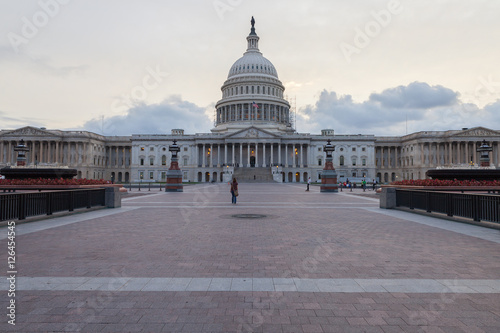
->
[228,52,278,79]
[213,17,292,134]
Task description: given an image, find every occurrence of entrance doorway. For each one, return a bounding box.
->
[205,172,210,182]
[250,156,256,167]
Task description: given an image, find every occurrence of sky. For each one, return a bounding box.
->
[1,0,499,136]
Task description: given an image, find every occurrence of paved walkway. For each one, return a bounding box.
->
[1,183,500,332]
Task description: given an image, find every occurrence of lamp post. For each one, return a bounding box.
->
[14,139,30,167]
[165,140,183,192]
[477,140,493,167]
[320,139,338,193]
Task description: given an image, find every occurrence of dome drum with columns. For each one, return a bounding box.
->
[213,17,292,134]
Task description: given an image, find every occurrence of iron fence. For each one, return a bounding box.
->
[0,189,106,221]
[396,189,500,223]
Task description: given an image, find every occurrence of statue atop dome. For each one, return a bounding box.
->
[249,16,257,36]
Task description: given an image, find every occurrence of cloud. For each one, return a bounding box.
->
[0,110,46,129]
[82,95,213,135]
[297,82,500,136]
[369,82,459,109]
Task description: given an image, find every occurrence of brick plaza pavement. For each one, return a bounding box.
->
[1,183,500,332]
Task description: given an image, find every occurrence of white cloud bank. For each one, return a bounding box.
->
[298,82,500,136]
[82,96,213,136]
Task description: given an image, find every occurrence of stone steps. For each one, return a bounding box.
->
[233,167,274,182]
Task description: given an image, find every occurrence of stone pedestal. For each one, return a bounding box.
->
[379,187,396,209]
[320,158,338,192]
[320,139,338,193]
[165,157,183,192]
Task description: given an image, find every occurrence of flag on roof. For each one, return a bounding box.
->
[252,101,259,108]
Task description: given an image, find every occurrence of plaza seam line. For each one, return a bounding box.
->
[1,277,499,293]
[0,207,141,240]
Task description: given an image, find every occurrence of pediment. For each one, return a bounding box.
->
[455,127,500,137]
[225,126,279,139]
[1,126,53,137]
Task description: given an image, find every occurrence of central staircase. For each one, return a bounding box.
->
[232,167,274,182]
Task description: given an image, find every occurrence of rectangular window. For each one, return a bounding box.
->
[149,171,154,180]
[140,158,144,166]
[161,172,166,180]
[150,147,154,151]
[184,158,188,166]
[139,171,144,179]
[362,159,366,166]
[150,158,154,165]
[183,171,188,180]
[362,147,366,152]
[352,147,356,152]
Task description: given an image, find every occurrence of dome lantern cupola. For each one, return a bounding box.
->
[246,16,260,53]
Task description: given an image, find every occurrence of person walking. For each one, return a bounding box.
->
[306,177,311,191]
[230,178,238,204]
[362,179,367,191]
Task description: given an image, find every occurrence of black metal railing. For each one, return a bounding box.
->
[0,189,106,221]
[396,189,500,223]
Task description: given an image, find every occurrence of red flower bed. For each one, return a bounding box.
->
[0,178,111,186]
[391,179,500,186]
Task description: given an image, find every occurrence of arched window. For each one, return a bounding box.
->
[340,156,344,166]
[162,155,167,166]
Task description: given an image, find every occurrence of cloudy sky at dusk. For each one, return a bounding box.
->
[1,0,499,136]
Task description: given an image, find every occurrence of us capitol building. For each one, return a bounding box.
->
[1,19,500,184]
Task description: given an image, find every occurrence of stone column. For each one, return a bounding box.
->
[8,141,12,164]
[210,144,213,167]
[448,142,452,165]
[270,144,274,166]
[47,141,52,163]
[278,144,281,166]
[67,142,72,165]
[202,144,205,167]
[255,142,259,167]
[285,144,288,167]
[420,143,424,166]
[224,144,227,165]
[262,143,266,167]
[300,144,304,168]
[239,144,243,166]
[436,143,440,166]
[196,145,199,166]
[465,142,469,164]
[247,144,250,167]
[231,143,235,166]
[39,141,44,163]
[473,142,477,164]
[217,144,220,167]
